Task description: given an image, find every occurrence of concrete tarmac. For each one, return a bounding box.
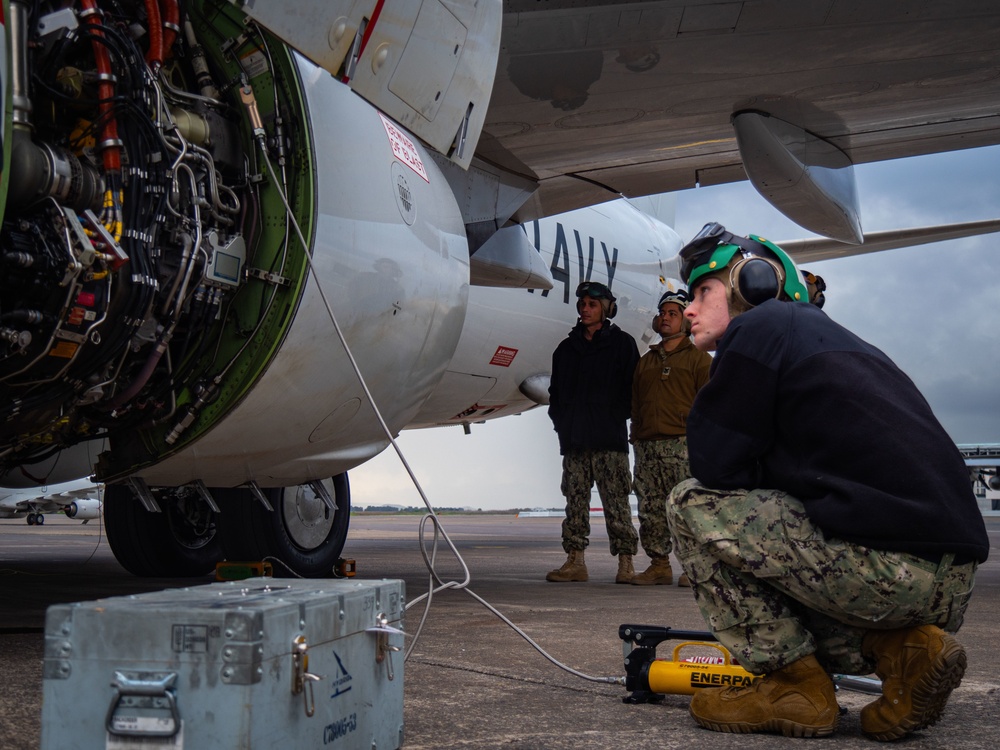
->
[1,512,997,749]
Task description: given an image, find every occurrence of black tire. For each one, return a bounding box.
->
[215,474,351,578]
[104,483,224,577]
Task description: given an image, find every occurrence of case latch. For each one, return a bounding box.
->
[291,635,322,717]
[372,612,402,681]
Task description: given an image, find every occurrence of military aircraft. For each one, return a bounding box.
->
[960,445,1000,507]
[0,478,102,524]
[2,0,999,577]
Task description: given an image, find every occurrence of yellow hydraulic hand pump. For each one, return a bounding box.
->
[619,625,757,703]
[618,624,883,703]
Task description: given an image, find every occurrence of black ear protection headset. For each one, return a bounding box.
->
[728,249,786,308]
[680,223,812,306]
[802,270,827,308]
[575,281,618,319]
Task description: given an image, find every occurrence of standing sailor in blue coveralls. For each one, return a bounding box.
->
[667,223,989,740]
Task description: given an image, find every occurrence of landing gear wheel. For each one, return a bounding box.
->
[26,513,37,525]
[215,474,351,578]
[104,484,224,577]
[36,513,45,525]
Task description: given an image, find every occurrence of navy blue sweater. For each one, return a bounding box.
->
[549,321,639,455]
[688,300,989,562]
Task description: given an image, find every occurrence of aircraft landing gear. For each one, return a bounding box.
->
[102,476,351,578]
[215,474,351,578]
[104,484,224,577]
[26,512,44,525]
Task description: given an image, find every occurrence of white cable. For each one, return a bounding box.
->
[253,127,621,686]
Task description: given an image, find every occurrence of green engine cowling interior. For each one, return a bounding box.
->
[95,1,314,480]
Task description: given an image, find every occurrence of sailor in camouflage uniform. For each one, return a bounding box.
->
[630,288,711,586]
[668,223,989,740]
[547,281,640,584]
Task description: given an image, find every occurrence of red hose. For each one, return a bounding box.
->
[144,0,163,67]
[80,0,121,173]
[161,0,179,58]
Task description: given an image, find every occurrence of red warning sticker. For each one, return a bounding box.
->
[489,346,518,367]
[379,113,429,182]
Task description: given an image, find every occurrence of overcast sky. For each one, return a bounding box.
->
[350,145,1000,511]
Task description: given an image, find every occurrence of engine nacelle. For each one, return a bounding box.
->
[65,498,102,520]
[988,474,1000,491]
[0,0,468,487]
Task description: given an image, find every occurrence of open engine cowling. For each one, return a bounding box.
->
[0,0,469,488]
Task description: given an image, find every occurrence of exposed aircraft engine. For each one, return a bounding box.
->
[65,497,102,519]
[0,0,471,576]
[989,475,1000,491]
[1,0,468,487]
[1,0,263,480]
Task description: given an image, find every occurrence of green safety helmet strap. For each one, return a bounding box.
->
[680,222,810,305]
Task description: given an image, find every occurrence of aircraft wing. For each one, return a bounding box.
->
[959,445,1000,469]
[482,2,1000,242]
[234,2,1000,243]
[777,219,1000,265]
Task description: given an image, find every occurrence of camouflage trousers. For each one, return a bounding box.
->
[560,449,638,556]
[667,478,978,675]
[633,437,689,558]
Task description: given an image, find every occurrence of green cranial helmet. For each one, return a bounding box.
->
[679,222,810,306]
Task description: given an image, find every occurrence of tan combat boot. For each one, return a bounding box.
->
[545,549,588,582]
[630,555,673,585]
[615,554,634,584]
[678,573,692,587]
[860,625,967,741]
[688,653,839,737]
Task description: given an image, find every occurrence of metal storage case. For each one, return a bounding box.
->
[41,578,405,749]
